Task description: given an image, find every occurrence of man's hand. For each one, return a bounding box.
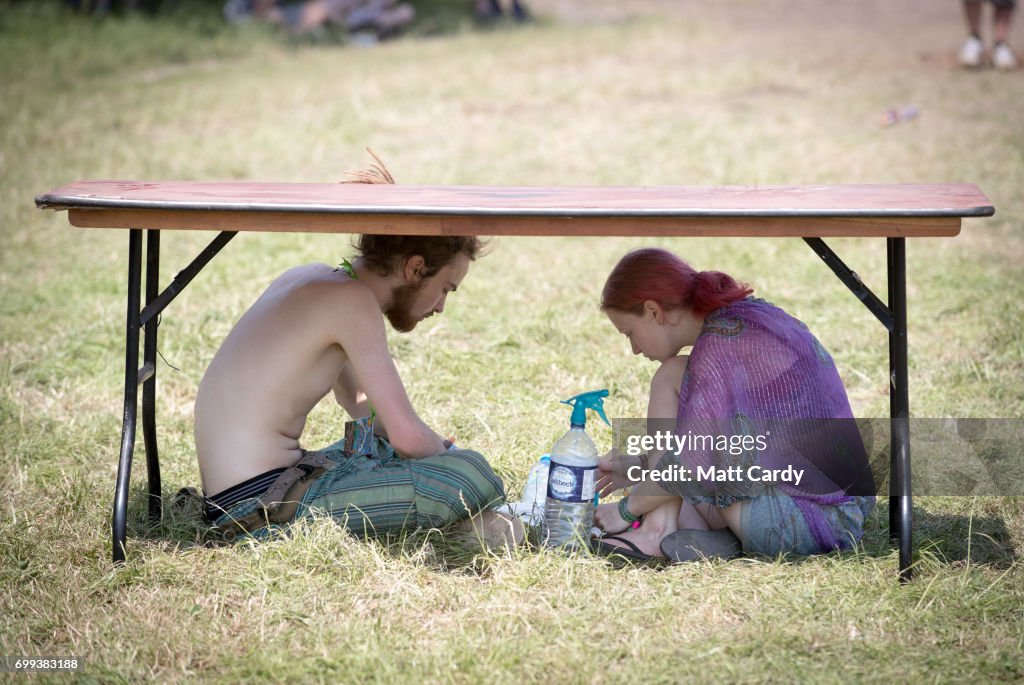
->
[595,449,641,497]
[593,501,630,535]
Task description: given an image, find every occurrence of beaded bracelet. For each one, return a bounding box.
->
[618,496,642,529]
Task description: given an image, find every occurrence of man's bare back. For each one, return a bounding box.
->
[195,264,357,495]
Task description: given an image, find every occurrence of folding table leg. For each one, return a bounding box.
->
[109,230,237,564]
[888,238,914,581]
[887,241,899,542]
[112,229,143,565]
[142,230,161,525]
[803,236,914,581]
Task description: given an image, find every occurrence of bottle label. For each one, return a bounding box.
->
[546,462,596,503]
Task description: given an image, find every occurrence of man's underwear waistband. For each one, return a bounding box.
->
[204,467,287,522]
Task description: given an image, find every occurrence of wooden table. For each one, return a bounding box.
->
[36,181,995,578]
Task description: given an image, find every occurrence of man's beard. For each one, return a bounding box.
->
[385,280,426,333]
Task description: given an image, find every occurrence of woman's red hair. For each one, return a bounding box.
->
[601,248,753,317]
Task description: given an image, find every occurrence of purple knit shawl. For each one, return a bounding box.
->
[672,297,871,551]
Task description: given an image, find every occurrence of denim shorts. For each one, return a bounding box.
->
[738,487,875,556]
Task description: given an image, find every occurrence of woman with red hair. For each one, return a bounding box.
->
[592,248,875,562]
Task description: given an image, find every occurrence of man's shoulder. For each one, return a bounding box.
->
[277,262,351,285]
[274,263,374,305]
[248,264,381,341]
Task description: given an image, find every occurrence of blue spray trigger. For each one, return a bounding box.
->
[561,389,610,428]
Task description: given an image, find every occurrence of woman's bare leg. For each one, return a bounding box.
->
[680,499,744,535]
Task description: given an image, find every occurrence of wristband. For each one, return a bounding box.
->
[618,496,642,528]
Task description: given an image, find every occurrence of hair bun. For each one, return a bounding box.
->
[695,270,718,289]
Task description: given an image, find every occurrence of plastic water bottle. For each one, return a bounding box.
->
[543,389,609,550]
[520,454,550,526]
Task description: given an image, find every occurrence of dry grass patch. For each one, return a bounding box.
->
[2,0,1023,681]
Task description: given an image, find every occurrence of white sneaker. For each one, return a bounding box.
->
[993,42,1019,70]
[959,35,985,68]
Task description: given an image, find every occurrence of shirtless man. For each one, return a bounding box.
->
[194,233,518,546]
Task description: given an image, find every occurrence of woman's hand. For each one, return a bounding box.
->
[593,501,630,535]
[595,449,641,497]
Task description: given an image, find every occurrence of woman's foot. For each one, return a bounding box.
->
[595,523,666,557]
[595,499,680,557]
[659,528,742,562]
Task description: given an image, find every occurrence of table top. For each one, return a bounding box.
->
[36,181,994,238]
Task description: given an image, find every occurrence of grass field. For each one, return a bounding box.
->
[2,0,1023,681]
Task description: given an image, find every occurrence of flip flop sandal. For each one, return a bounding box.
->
[659,528,742,563]
[591,535,663,563]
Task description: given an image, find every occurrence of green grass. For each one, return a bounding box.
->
[2,0,1023,682]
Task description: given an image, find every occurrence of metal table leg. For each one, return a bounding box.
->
[110,230,237,564]
[887,240,899,543]
[804,236,914,580]
[113,229,143,565]
[143,230,161,525]
[888,238,914,581]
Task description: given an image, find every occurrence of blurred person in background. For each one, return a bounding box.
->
[959,0,1018,69]
[474,0,529,23]
[224,0,415,38]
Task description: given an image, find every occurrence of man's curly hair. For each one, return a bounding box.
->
[343,149,484,277]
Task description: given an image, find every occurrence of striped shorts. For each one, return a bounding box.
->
[210,437,506,541]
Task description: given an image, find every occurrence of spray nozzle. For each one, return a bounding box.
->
[561,389,610,428]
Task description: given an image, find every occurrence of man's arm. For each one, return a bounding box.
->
[334,364,457,446]
[331,285,446,458]
[332,364,372,419]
